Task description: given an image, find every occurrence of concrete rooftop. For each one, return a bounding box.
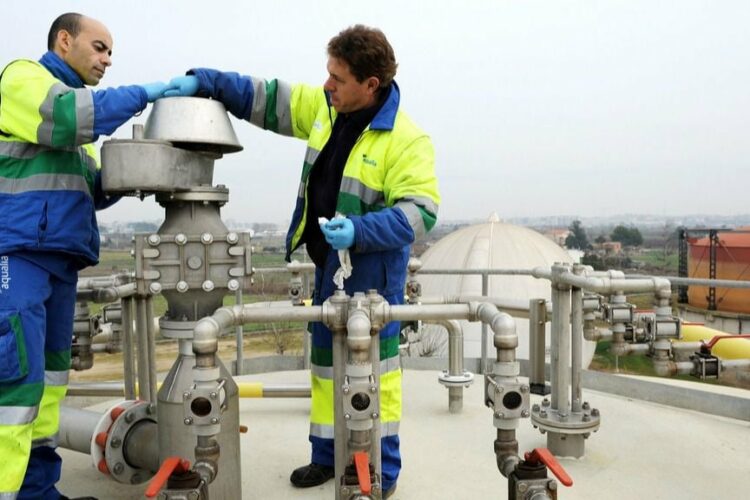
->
[58,367,750,499]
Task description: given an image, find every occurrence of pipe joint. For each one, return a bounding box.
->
[346,310,372,354]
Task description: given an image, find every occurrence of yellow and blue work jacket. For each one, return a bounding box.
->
[189,68,440,297]
[189,68,440,487]
[0,51,147,268]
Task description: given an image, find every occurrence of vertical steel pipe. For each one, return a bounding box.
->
[145,296,158,404]
[528,299,547,392]
[234,288,244,375]
[135,297,152,403]
[480,273,489,374]
[570,285,583,414]
[551,266,571,413]
[121,296,136,400]
[332,324,347,500]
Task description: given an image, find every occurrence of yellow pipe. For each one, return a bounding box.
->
[678,324,750,359]
[238,382,264,398]
[132,382,272,398]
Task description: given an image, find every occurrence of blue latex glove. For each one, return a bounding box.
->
[163,75,200,97]
[140,82,170,102]
[320,218,355,250]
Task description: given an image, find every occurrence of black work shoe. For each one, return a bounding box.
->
[60,496,99,500]
[383,484,397,499]
[290,462,335,487]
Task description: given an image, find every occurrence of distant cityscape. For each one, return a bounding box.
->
[100,213,750,240]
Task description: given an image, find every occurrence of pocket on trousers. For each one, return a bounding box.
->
[0,309,29,383]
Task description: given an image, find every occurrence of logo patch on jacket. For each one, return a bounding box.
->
[362,154,377,167]
[313,120,323,131]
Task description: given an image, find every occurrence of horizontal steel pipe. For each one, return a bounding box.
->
[625,274,750,289]
[254,262,316,274]
[557,272,671,295]
[58,407,103,454]
[722,359,750,370]
[67,381,311,398]
[387,303,473,322]
[419,295,552,318]
[415,268,539,276]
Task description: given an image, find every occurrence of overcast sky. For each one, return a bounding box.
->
[3,1,749,226]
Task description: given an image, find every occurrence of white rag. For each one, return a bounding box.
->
[318,216,353,289]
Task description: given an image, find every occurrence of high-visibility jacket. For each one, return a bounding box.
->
[0,53,146,268]
[0,52,146,498]
[189,68,439,490]
[189,69,440,293]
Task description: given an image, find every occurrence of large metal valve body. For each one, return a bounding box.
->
[100,97,248,498]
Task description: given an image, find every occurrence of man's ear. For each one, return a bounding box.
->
[56,29,72,54]
[367,76,380,94]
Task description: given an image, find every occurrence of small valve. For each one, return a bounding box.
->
[145,456,191,498]
[353,451,372,496]
[524,448,573,487]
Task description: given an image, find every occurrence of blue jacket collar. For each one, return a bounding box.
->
[39,51,84,89]
[325,81,400,131]
[370,82,399,131]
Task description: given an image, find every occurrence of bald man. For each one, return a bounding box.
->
[0,12,169,499]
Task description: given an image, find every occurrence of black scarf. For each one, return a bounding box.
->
[302,90,387,267]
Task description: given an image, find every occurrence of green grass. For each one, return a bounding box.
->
[590,341,657,375]
[631,249,679,274]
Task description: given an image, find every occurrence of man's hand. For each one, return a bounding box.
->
[320,218,355,250]
[140,82,171,102]
[163,75,200,97]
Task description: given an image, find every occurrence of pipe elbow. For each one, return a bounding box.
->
[193,317,220,355]
[346,311,371,353]
[653,278,672,297]
[653,360,676,377]
[492,316,517,350]
[531,266,551,280]
[610,341,631,357]
[407,257,423,273]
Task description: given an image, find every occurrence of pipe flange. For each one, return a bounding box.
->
[438,370,475,388]
[155,185,229,204]
[94,400,157,484]
[159,318,197,339]
[530,406,601,435]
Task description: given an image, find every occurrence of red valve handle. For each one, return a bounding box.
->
[145,456,192,498]
[704,334,750,350]
[524,448,573,487]
[353,451,372,496]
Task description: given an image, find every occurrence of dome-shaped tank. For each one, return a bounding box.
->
[413,214,596,367]
[688,231,750,313]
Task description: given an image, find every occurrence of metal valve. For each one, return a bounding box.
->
[508,448,573,500]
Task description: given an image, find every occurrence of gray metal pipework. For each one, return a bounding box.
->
[550,264,572,413]
[570,266,584,414]
[342,298,380,494]
[419,294,552,319]
[191,302,223,486]
[608,292,631,358]
[625,274,750,289]
[430,319,467,413]
[58,407,159,473]
[654,356,750,377]
[474,302,518,362]
[121,296,137,400]
[75,282,137,304]
[471,302,522,478]
[528,299,548,394]
[722,358,750,370]
[552,268,672,296]
[135,297,153,403]
[495,428,520,479]
[653,359,693,377]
